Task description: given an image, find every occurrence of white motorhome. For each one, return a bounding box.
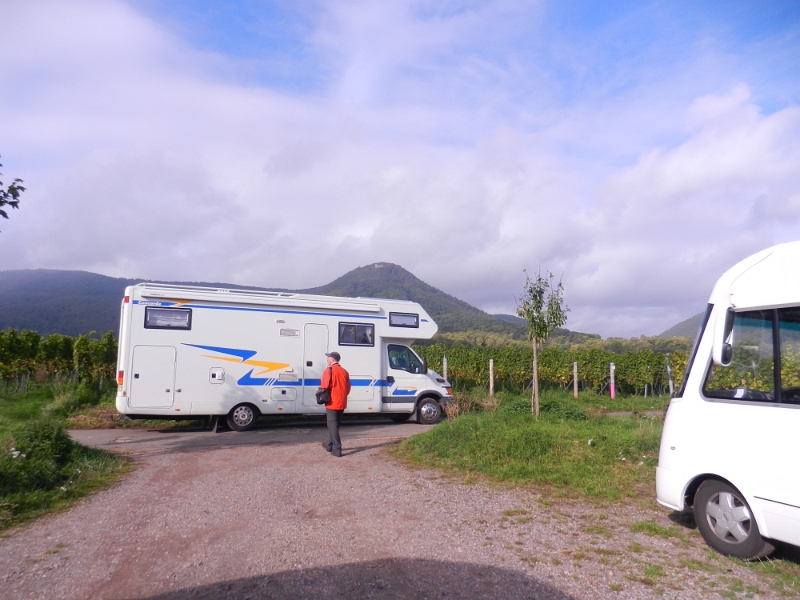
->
[657,241,800,559]
[115,283,452,430]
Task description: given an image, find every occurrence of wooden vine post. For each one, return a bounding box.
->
[573,361,578,398]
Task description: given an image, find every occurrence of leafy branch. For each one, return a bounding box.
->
[0,155,26,228]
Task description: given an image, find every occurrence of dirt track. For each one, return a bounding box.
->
[0,420,781,599]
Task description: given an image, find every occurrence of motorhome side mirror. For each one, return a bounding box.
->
[721,342,733,365]
[712,307,735,366]
[421,359,428,375]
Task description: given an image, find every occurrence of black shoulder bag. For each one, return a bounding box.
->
[315,367,333,405]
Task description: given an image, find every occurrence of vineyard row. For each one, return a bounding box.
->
[0,329,689,396]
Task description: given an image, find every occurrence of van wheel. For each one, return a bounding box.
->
[417,398,442,425]
[390,413,412,423]
[227,404,258,432]
[693,480,774,560]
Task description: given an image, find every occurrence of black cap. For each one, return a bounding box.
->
[325,352,341,362]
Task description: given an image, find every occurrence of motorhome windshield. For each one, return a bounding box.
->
[676,303,713,398]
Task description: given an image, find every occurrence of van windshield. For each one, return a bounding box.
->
[676,304,713,398]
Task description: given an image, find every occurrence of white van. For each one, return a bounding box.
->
[656,241,800,559]
[115,283,452,430]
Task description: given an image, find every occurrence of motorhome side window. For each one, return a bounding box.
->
[703,310,774,401]
[779,307,800,404]
[144,307,192,330]
[389,312,419,328]
[388,344,423,374]
[338,323,374,346]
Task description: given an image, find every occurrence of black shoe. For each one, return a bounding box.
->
[322,442,332,452]
[331,449,342,457]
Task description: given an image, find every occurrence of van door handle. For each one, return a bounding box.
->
[386,376,394,384]
[306,361,313,367]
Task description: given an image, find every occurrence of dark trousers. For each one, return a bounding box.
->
[325,409,343,452]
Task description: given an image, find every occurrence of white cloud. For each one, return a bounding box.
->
[1,0,799,338]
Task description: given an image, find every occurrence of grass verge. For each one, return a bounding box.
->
[391,390,661,501]
[0,383,132,531]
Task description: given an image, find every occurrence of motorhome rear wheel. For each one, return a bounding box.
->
[227,403,258,432]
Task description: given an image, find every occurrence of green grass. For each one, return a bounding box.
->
[0,382,131,530]
[393,390,662,500]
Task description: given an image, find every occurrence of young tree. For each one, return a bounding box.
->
[0,155,26,229]
[516,270,569,416]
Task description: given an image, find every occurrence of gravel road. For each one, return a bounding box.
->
[0,420,782,599]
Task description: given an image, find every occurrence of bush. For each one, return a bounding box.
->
[49,380,110,416]
[499,395,586,420]
[0,418,76,495]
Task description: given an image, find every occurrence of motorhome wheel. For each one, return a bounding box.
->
[390,413,412,423]
[227,404,258,432]
[417,398,442,425]
[693,480,774,560]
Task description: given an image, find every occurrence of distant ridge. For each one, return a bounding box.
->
[659,312,705,339]
[492,313,525,324]
[0,270,279,337]
[300,263,528,337]
[0,265,535,338]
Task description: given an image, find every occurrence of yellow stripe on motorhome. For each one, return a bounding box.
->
[202,355,242,363]
[245,360,290,373]
[200,353,289,373]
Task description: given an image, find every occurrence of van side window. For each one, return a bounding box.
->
[389,312,419,328]
[779,308,800,404]
[144,307,192,330]
[704,310,774,401]
[338,323,374,346]
[388,344,423,374]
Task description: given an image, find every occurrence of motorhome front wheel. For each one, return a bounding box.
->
[417,398,442,425]
[227,404,258,432]
[693,480,775,560]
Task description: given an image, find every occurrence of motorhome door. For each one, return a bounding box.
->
[129,345,176,408]
[302,324,329,406]
[385,344,424,410]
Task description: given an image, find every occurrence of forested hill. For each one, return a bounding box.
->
[0,265,537,338]
[0,265,689,349]
[300,262,528,337]
[0,270,276,337]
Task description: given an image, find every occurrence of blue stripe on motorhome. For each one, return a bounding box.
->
[183,343,257,362]
[392,390,417,396]
[237,370,271,386]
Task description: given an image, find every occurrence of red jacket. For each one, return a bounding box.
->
[321,363,350,411]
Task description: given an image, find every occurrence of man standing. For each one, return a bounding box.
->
[321,351,350,457]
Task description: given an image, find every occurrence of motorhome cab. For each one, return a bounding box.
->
[115,283,452,430]
[657,241,800,559]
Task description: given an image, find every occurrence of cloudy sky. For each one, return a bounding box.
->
[1,0,799,337]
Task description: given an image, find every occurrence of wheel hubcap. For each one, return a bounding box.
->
[706,491,752,544]
[420,403,438,421]
[233,406,254,427]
